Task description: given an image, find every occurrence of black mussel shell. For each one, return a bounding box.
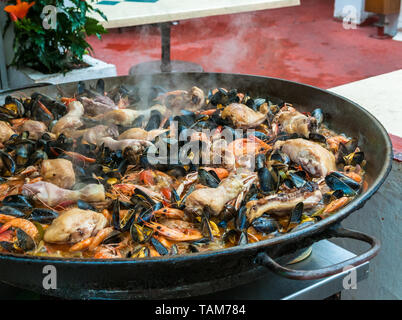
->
[258,167,274,193]
[0,206,25,218]
[288,172,307,189]
[235,206,248,232]
[251,216,279,234]
[238,231,248,245]
[311,108,323,124]
[309,133,326,143]
[15,228,36,251]
[130,223,153,244]
[255,153,266,171]
[145,110,162,131]
[150,237,169,256]
[0,151,16,176]
[2,195,32,210]
[325,171,360,196]
[77,200,95,211]
[29,208,58,224]
[198,169,219,188]
[288,202,304,226]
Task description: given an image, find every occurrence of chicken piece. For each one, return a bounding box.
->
[17,120,47,140]
[246,185,323,222]
[158,86,205,113]
[98,137,153,152]
[40,159,75,189]
[98,104,167,127]
[69,125,119,145]
[118,128,168,141]
[221,103,266,128]
[0,121,15,143]
[272,106,317,138]
[184,174,245,216]
[79,96,118,116]
[274,138,336,177]
[22,181,105,207]
[51,101,84,136]
[43,208,107,244]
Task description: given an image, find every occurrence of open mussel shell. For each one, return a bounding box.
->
[112,199,136,232]
[323,189,344,204]
[287,172,307,189]
[144,110,162,131]
[2,195,33,210]
[29,208,58,224]
[325,171,360,196]
[102,230,123,245]
[150,237,169,256]
[258,167,274,194]
[311,108,323,125]
[15,228,36,251]
[308,133,326,143]
[198,169,220,188]
[130,223,153,244]
[130,246,150,259]
[251,216,280,234]
[0,151,16,176]
[287,202,304,230]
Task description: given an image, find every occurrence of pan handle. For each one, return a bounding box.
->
[254,226,380,280]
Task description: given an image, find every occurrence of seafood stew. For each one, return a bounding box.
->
[0,79,367,259]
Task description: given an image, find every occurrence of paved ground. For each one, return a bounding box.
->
[87,0,402,89]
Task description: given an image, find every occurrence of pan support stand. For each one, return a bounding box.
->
[129,22,204,75]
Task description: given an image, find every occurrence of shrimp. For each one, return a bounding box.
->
[153,207,186,220]
[143,221,203,242]
[0,218,39,241]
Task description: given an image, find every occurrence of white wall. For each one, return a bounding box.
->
[334,0,372,24]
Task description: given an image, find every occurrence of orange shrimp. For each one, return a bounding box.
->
[37,101,54,119]
[69,237,94,252]
[10,118,29,127]
[60,97,77,106]
[0,214,16,224]
[0,218,39,240]
[148,245,161,257]
[0,229,14,242]
[227,137,271,158]
[324,197,350,213]
[200,109,217,116]
[202,167,229,180]
[153,207,185,219]
[101,209,113,224]
[344,172,362,183]
[139,169,155,185]
[143,221,203,242]
[93,246,122,259]
[327,135,349,152]
[89,227,114,251]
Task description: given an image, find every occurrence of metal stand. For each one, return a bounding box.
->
[129,22,204,74]
[370,14,392,39]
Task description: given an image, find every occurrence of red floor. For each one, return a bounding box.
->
[87,0,402,89]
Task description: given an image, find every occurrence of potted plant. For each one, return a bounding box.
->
[2,0,116,87]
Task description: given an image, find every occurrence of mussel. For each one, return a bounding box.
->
[325,171,360,196]
[29,208,58,224]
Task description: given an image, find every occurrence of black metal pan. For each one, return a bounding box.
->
[0,73,392,299]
